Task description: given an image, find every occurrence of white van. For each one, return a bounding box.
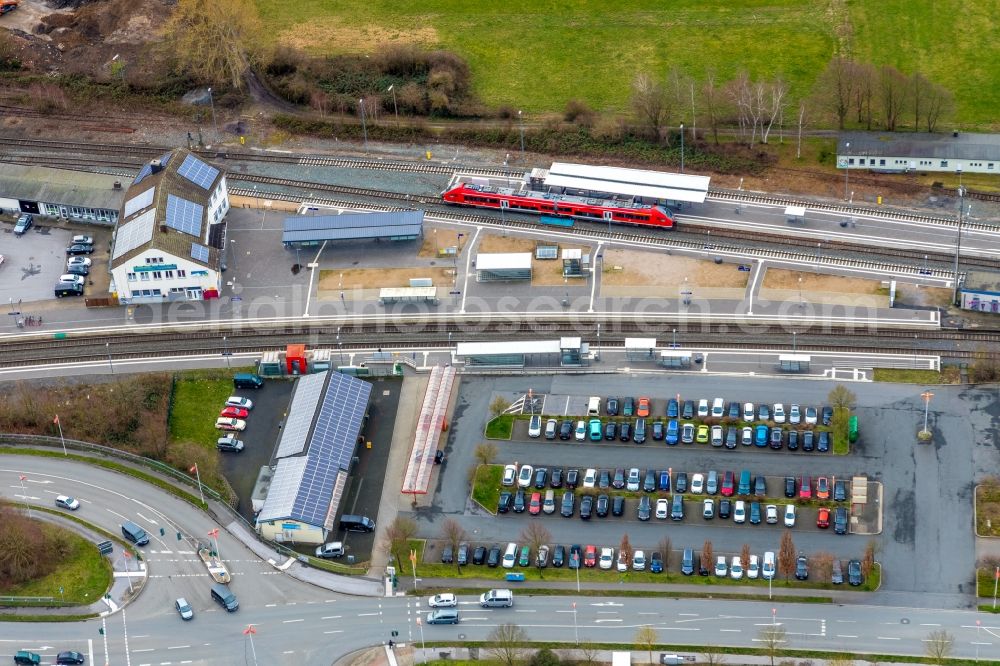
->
[711,398,724,418]
[501,542,517,569]
[479,589,514,607]
[587,397,602,416]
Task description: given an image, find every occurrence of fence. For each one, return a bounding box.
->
[0,433,367,575]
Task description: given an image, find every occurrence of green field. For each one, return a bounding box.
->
[0,523,112,604]
[169,370,238,446]
[254,0,998,126]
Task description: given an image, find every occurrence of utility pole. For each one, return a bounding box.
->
[843,141,850,200]
[953,183,965,305]
[518,110,525,158]
[208,87,218,141]
[359,98,368,153]
[679,123,685,172]
[387,85,398,120]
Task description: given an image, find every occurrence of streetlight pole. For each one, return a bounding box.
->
[921,391,934,434]
[106,342,114,375]
[572,602,579,644]
[337,327,344,366]
[672,327,677,348]
[953,181,966,306]
[222,336,230,369]
[207,87,218,141]
[230,239,237,274]
[679,123,685,172]
[595,322,601,361]
[518,110,525,158]
[843,141,850,200]
[792,331,797,352]
[359,98,368,153]
[387,85,398,120]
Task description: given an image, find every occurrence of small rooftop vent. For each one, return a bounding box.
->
[113,180,122,190]
[149,159,164,173]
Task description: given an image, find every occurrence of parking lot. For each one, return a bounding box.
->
[419,373,983,605]
[0,221,104,304]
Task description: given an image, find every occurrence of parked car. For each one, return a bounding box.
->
[623,468,636,491]
[545,418,558,439]
[579,495,594,520]
[753,475,766,497]
[559,420,573,440]
[659,470,671,492]
[619,422,631,441]
[747,554,760,580]
[652,421,665,441]
[574,420,587,441]
[13,213,33,235]
[66,243,95,255]
[612,495,624,516]
[802,430,815,452]
[714,556,727,577]
[730,556,743,580]
[583,545,598,568]
[560,491,575,517]
[622,397,635,417]
[799,476,812,499]
[749,501,761,525]
[816,507,831,528]
[743,402,755,421]
[804,406,818,425]
[758,404,771,421]
[473,545,486,564]
[770,427,784,449]
[595,494,609,518]
[690,473,705,494]
[497,492,512,513]
[636,397,651,417]
[220,406,249,419]
[552,545,565,567]
[502,543,517,569]
[681,423,695,444]
[762,552,776,580]
[67,256,92,268]
[816,476,830,499]
[674,472,688,493]
[822,406,834,426]
[529,492,542,515]
[536,545,550,568]
[721,471,735,497]
[666,399,679,418]
[725,427,738,449]
[604,422,617,440]
[784,504,796,527]
[502,464,517,486]
[795,554,809,580]
[543,490,556,514]
[225,396,254,410]
[632,549,646,571]
[606,398,619,416]
[702,498,715,519]
[773,403,786,423]
[697,399,709,417]
[706,470,718,495]
[517,465,534,488]
[834,478,847,501]
[550,468,563,488]
[787,430,799,451]
[727,401,740,419]
[765,504,778,524]
[848,559,863,585]
[754,424,769,447]
[789,404,801,425]
[831,558,844,584]
[718,498,731,519]
[513,489,526,513]
[534,467,548,489]
[616,548,630,572]
[817,431,831,453]
[682,400,695,419]
[518,545,530,567]
[696,425,710,443]
[655,498,669,519]
[566,469,579,488]
[733,500,746,524]
[643,469,656,493]
[681,548,695,575]
[650,551,664,573]
[488,545,502,567]
[834,507,849,534]
[784,476,796,498]
[598,546,614,570]
[215,417,246,431]
[582,468,596,488]
[637,495,651,521]
[568,545,582,569]
[710,425,723,447]
[665,420,679,444]
[598,469,611,488]
[528,415,542,438]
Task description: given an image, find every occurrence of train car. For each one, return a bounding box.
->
[441,181,674,229]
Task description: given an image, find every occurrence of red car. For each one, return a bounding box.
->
[799,476,812,499]
[583,544,598,568]
[529,492,542,515]
[816,507,831,528]
[816,476,830,500]
[220,406,249,419]
[720,471,735,497]
[636,397,651,417]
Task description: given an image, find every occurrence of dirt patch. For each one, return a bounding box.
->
[318,267,453,291]
[763,268,883,294]
[477,234,536,254]
[601,249,749,289]
[276,20,438,53]
[895,283,953,308]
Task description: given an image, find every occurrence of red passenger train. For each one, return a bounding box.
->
[441,182,675,229]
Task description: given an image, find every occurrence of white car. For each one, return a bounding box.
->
[502,542,517,569]
[67,256,92,268]
[762,551,776,580]
[710,426,723,447]
[655,498,669,519]
[773,403,786,423]
[55,495,80,510]
[543,489,555,514]
[789,404,801,425]
[742,402,755,422]
[697,399,709,417]
[616,549,629,572]
[215,417,246,431]
[741,426,753,446]
[599,547,614,570]
[583,468,597,489]
[702,498,715,519]
[765,504,778,524]
[747,555,760,580]
[502,464,517,486]
[517,465,534,488]
[690,473,705,494]
[225,396,254,410]
[574,420,586,441]
[528,415,542,438]
[730,556,743,580]
[714,555,727,577]
[632,550,646,571]
[626,467,641,492]
[733,500,746,524]
[72,234,94,245]
[428,593,457,608]
[804,406,818,425]
[58,274,85,286]
[784,504,796,527]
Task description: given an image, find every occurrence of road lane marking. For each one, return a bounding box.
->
[322,616,342,620]
[132,649,154,653]
[324,630,343,635]
[719,629,741,633]
[555,610,576,614]
[836,635,858,639]
[168,644,191,649]
[920,623,941,626]
[679,613,698,617]
[663,628,700,631]
[971,642,993,646]
[836,619,856,623]
[597,611,619,614]
[358,612,380,617]
[265,604,277,607]
[877,636,901,640]
[638,612,658,616]
[595,619,622,623]
[283,619,304,623]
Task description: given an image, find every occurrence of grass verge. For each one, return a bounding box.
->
[977,568,1000,598]
[418,586,832,603]
[0,613,99,623]
[484,414,514,440]
[0,521,112,604]
[975,482,1000,537]
[873,368,955,384]
[169,369,238,445]
[471,465,502,513]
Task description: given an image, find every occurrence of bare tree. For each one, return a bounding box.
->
[759,78,788,144]
[828,385,856,411]
[910,71,931,132]
[924,629,954,664]
[381,516,417,570]
[812,551,835,582]
[796,100,807,159]
[619,533,633,570]
[163,0,263,89]
[657,536,672,569]
[701,539,714,573]
[861,539,877,579]
[665,65,690,140]
[815,56,857,129]
[489,396,511,418]
[923,82,954,132]
[579,641,599,664]
[440,518,467,571]
[631,72,667,141]
[878,64,909,131]
[778,531,796,580]
[634,625,658,664]
[853,61,877,129]
[727,71,756,146]
[757,624,787,666]
[701,70,725,145]
[488,623,526,666]
[474,442,498,467]
[520,522,552,574]
[826,657,854,666]
[740,544,752,572]
[701,644,726,665]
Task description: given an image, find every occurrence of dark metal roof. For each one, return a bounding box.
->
[0,164,125,211]
[281,210,423,243]
[838,132,1000,161]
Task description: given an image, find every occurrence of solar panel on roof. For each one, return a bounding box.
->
[274,374,326,459]
[123,187,155,218]
[160,151,173,166]
[190,242,210,263]
[177,153,220,190]
[165,194,204,237]
[133,163,153,186]
[535,246,558,259]
[112,209,156,260]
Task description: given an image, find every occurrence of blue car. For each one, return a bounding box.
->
[666,399,679,418]
[658,470,671,491]
[665,419,679,445]
[754,424,769,447]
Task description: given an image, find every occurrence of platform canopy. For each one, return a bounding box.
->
[544,162,710,204]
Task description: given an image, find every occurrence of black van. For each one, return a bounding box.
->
[54,283,84,298]
[233,373,264,389]
[339,514,375,532]
[121,520,149,546]
[210,583,239,611]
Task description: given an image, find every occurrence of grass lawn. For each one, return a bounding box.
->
[169,370,239,446]
[976,483,1000,536]
[873,368,958,384]
[1,523,112,604]
[484,414,514,440]
[471,465,502,512]
[977,568,1000,598]
[255,0,999,125]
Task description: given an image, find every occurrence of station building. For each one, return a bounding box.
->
[959,270,1000,314]
[281,210,423,247]
[109,149,230,304]
[838,132,1000,174]
[0,164,124,224]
